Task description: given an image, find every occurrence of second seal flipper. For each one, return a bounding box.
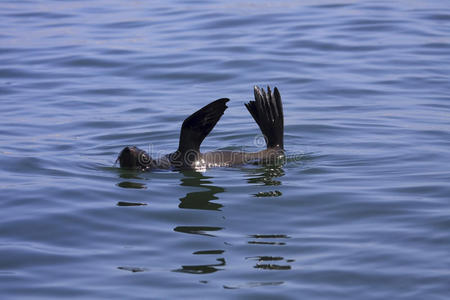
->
[177,98,229,154]
[245,86,284,149]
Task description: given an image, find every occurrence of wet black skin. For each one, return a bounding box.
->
[117,86,284,171]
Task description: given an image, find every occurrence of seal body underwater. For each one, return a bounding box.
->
[117,86,284,171]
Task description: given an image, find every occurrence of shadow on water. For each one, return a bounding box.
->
[178,170,224,211]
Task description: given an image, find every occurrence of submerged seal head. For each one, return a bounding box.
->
[117,146,153,170]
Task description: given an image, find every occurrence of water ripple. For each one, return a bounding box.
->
[1,0,449,299]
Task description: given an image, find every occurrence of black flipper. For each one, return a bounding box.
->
[245,86,284,149]
[177,98,229,154]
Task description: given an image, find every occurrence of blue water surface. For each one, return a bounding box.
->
[1,1,449,299]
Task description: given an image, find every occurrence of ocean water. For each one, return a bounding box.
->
[1,0,449,299]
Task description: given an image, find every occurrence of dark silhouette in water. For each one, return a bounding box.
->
[117,86,284,171]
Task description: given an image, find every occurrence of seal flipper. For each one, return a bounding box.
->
[177,98,229,154]
[245,86,284,149]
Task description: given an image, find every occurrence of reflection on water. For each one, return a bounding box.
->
[118,172,146,181]
[247,234,293,271]
[245,165,285,199]
[115,168,292,279]
[173,226,223,237]
[116,201,147,206]
[116,181,147,189]
[248,234,289,246]
[178,170,224,210]
[254,264,291,270]
[246,256,292,270]
[174,169,293,278]
[173,171,227,275]
[117,171,148,189]
[250,234,290,239]
[254,190,282,197]
[115,167,293,278]
[173,258,225,274]
[223,281,284,289]
[245,165,285,186]
[193,250,224,255]
[117,266,147,273]
[247,241,286,245]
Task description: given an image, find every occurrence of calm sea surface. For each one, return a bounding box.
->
[1,1,449,299]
